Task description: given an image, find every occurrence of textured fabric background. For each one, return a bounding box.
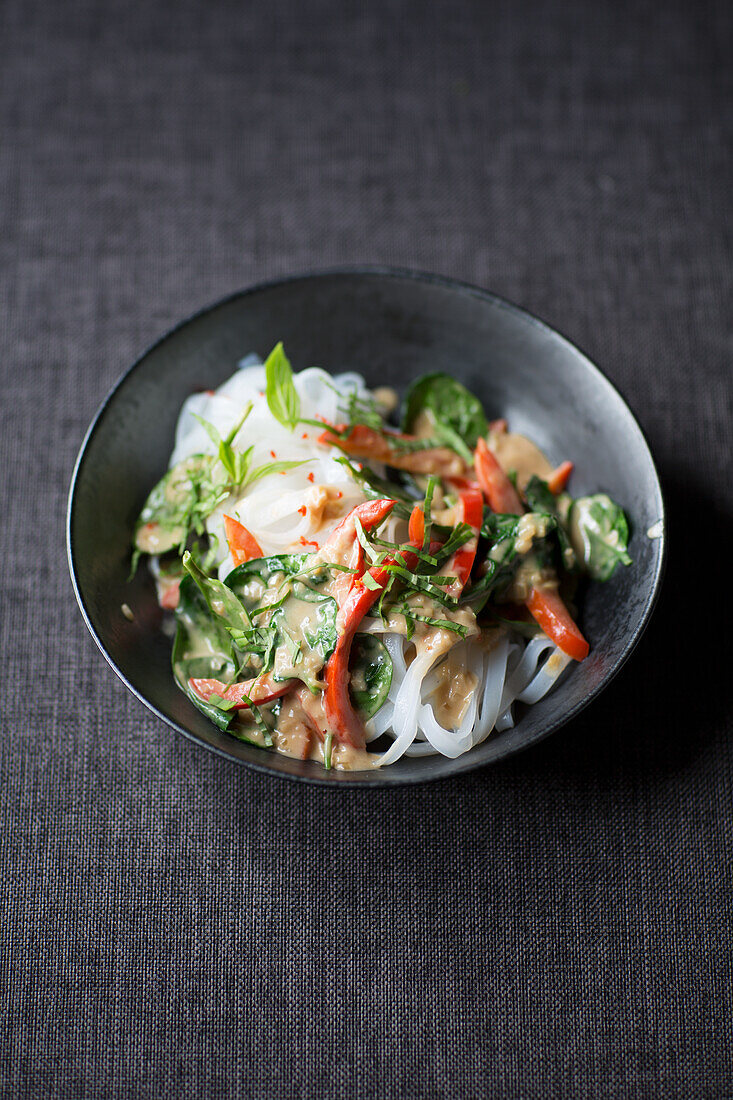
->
[1,0,731,1096]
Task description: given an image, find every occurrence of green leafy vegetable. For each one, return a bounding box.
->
[402,372,488,452]
[193,411,308,491]
[228,552,339,690]
[392,601,470,638]
[193,407,253,485]
[270,596,338,689]
[339,387,384,433]
[349,634,393,718]
[568,494,632,581]
[467,512,557,611]
[171,574,237,730]
[134,454,217,555]
[264,342,300,431]
[182,552,275,673]
[523,476,557,515]
[524,475,577,571]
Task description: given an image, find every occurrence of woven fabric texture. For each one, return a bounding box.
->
[1,0,731,1096]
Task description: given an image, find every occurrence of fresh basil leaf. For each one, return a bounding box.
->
[402,372,488,450]
[208,693,238,711]
[264,342,300,431]
[244,459,308,487]
[182,551,253,631]
[349,634,393,718]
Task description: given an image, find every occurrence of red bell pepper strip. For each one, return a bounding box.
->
[526,587,589,661]
[320,498,396,602]
[408,504,425,545]
[444,487,483,596]
[446,474,480,492]
[474,438,524,514]
[323,542,421,749]
[324,498,396,553]
[547,461,574,494]
[224,515,263,566]
[189,672,296,708]
[457,486,483,528]
[317,423,466,477]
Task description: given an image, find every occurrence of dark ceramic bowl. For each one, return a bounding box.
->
[67,268,665,785]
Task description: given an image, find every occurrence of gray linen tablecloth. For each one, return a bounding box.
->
[2,0,731,1096]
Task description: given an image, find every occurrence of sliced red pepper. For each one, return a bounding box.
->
[474,438,523,514]
[446,474,480,492]
[526,587,589,661]
[445,487,483,596]
[224,515,263,566]
[323,542,421,749]
[317,423,466,477]
[190,672,296,708]
[324,498,397,549]
[547,460,574,494]
[408,504,425,545]
[321,498,396,594]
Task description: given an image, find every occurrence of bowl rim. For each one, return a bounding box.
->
[67,265,666,787]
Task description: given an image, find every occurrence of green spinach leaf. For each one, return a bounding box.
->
[402,372,488,452]
[349,634,393,718]
[569,494,632,581]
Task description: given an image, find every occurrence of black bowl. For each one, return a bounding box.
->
[67,268,665,785]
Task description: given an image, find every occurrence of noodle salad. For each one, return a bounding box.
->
[131,344,632,770]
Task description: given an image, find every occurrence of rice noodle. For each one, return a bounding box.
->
[362,622,570,766]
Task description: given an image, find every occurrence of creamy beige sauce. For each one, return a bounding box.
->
[379,595,479,654]
[544,649,567,677]
[271,595,329,688]
[503,553,557,603]
[232,685,380,770]
[513,513,551,555]
[300,484,348,535]
[430,660,478,728]
[488,430,554,489]
[373,386,399,416]
[136,522,185,555]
